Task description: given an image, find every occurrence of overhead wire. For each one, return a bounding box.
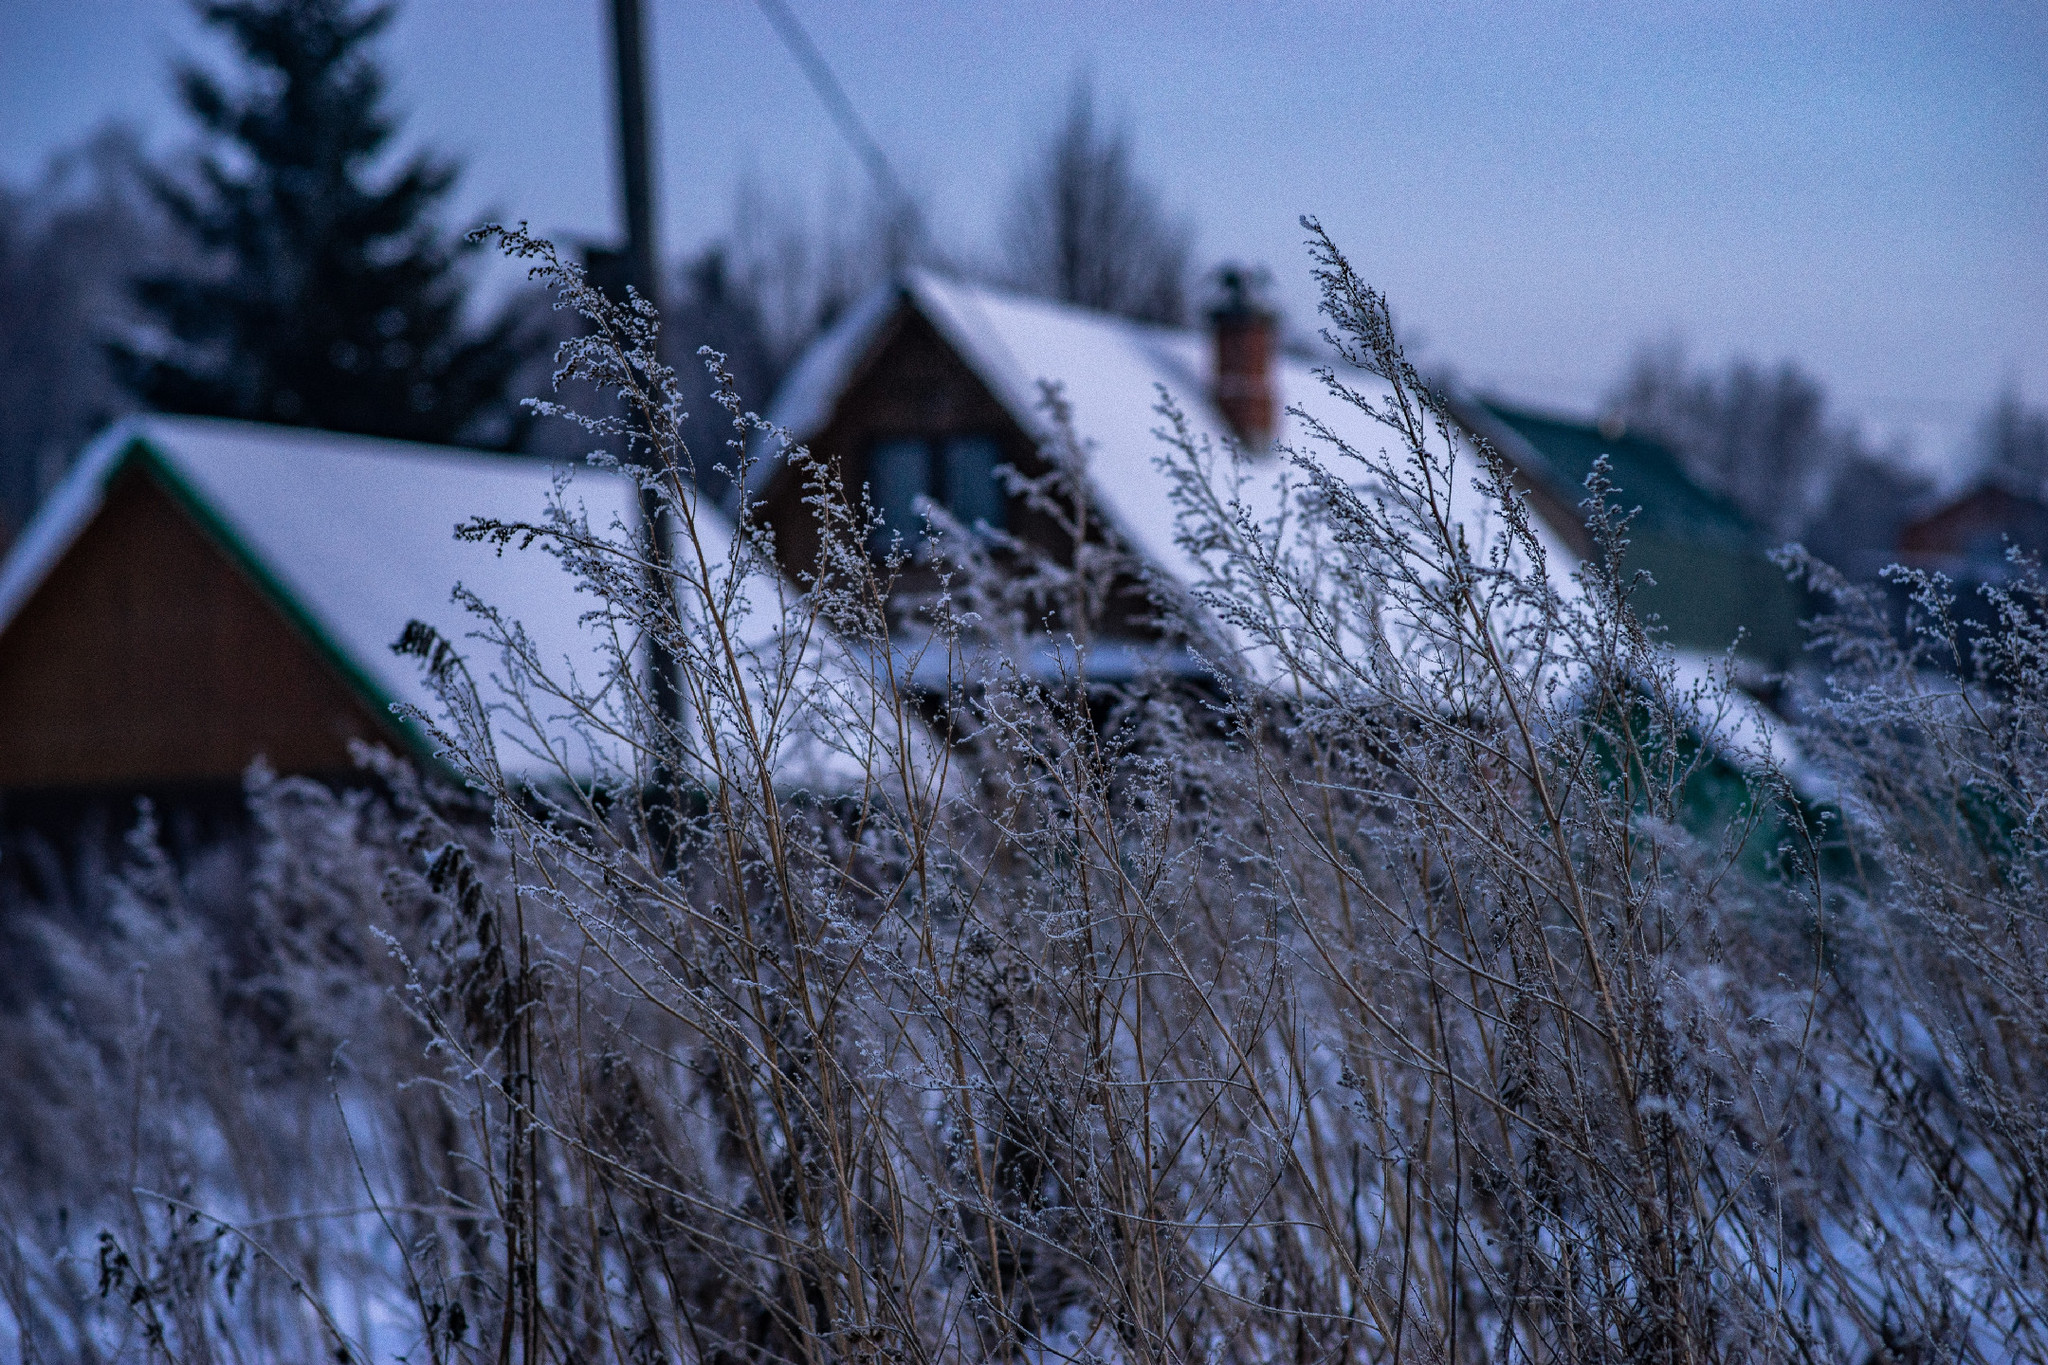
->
[747,0,914,221]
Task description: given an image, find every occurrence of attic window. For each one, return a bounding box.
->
[942,435,1006,532]
[869,437,931,549]
[866,433,1008,549]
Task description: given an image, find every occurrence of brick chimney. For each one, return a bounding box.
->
[1208,265,1277,450]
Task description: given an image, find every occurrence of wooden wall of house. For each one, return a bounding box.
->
[1900,486,2048,562]
[759,305,1160,638]
[762,308,1038,573]
[0,464,391,790]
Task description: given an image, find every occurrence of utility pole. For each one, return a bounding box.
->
[606,0,685,796]
[608,0,659,310]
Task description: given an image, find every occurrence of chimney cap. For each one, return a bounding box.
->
[1208,263,1276,323]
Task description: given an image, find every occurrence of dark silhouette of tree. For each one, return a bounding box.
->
[1607,340,1861,541]
[1607,340,1949,572]
[0,127,171,535]
[113,0,539,447]
[1001,78,1192,325]
[1980,387,2048,495]
[662,245,779,505]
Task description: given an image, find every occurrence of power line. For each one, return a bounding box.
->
[747,0,912,217]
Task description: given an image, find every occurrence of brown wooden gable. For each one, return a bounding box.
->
[756,300,1162,638]
[0,461,395,790]
[761,304,1042,576]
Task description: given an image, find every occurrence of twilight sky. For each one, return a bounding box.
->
[3,0,2042,478]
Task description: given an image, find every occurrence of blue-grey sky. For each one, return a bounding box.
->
[3,0,2042,477]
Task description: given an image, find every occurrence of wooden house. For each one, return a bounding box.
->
[747,271,1797,673]
[747,272,1588,679]
[1898,478,2048,576]
[0,416,637,799]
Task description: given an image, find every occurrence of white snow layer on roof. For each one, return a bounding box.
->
[0,417,644,780]
[912,272,1580,600]
[1,416,902,792]
[757,273,1822,787]
[760,271,1579,681]
[1665,649,1824,794]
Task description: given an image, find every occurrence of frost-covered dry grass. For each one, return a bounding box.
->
[3,226,2045,1364]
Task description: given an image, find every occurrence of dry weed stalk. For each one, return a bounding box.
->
[2,224,2038,1365]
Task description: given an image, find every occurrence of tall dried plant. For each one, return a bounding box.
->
[5,221,2040,1365]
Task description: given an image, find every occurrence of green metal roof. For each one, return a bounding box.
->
[1481,401,1754,549]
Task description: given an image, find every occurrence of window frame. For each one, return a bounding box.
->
[863,430,1009,550]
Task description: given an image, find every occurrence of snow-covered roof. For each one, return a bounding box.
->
[757,270,1580,662]
[751,273,1838,794]
[0,417,645,782]
[0,416,944,796]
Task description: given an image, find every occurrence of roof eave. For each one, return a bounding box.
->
[0,417,445,776]
[0,418,155,638]
[745,278,912,498]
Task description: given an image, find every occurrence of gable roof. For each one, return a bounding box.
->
[1470,401,1754,548]
[0,416,643,781]
[754,274,1832,794]
[757,271,1581,630]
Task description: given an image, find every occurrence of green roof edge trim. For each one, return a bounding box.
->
[121,433,450,776]
[1478,400,1755,545]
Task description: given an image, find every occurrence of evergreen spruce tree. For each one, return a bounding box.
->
[114,0,538,447]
